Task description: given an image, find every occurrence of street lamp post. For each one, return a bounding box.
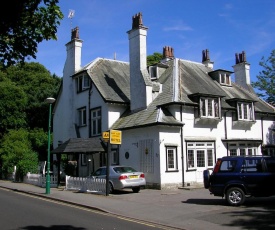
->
[45,97,56,194]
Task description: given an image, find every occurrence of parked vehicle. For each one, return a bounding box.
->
[90,166,146,193]
[203,155,275,206]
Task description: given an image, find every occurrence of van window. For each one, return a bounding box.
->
[241,159,262,173]
[219,160,237,172]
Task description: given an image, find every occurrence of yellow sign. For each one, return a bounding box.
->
[110,130,122,145]
[102,131,109,139]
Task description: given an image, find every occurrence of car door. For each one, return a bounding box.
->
[240,157,268,196]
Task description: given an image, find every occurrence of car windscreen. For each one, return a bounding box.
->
[113,167,137,173]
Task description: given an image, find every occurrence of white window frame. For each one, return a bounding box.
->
[77,74,90,92]
[229,143,258,156]
[91,108,101,136]
[78,107,86,126]
[237,102,254,121]
[200,97,220,118]
[219,73,231,86]
[187,142,215,170]
[166,147,178,171]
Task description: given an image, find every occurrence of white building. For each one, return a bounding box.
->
[53,12,275,189]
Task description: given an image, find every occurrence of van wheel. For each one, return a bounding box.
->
[132,187,140,193]
[226,187,245,206]
[203,170,210,189]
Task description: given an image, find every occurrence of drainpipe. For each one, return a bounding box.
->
[261,116,264,154]
[180,105,185,187]
[88,83,93,137]
[224,110,229,156]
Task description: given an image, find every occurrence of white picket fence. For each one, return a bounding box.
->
[23,173,106,194]
[23,173,58,188]
[65,176,106,194]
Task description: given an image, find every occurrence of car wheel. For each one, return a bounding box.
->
[226,187,245,206]
[203,170,210,189]
[132,187,140,193]
[109,182,114,194]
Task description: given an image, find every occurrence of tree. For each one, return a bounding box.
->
[0,129,40,180]
[147,52,163,66]
[0,62,61,132]
[252,50,275,105]
[0,79,28,138]
[0,0,63,67]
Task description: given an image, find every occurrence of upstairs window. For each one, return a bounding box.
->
[200,97,220,118]
[91,108,101,136]
[237,102,254,121]
[77,74,90,92]
[78,107,86,126]
[220,73,231,86]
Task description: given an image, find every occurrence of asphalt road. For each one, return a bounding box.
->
[0,188,173,230]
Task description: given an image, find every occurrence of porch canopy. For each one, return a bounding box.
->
[51,137,106,183]
[51,137,105,154]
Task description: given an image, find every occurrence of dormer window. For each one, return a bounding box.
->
[149,66,157,79]
[220,73,231,86]
[148,63,169,80]
[226,98,256,123]
[76,74,90,92]
[237,102,255,121]
[200,97,220,118]
[208,69,233,86]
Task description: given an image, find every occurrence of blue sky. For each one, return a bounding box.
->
[33,0,275,84]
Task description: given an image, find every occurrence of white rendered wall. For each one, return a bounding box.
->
[128,28,148,111]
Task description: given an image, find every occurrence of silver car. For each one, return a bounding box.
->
[91,165,146,193]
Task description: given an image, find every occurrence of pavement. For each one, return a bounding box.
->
[0,180,248,230]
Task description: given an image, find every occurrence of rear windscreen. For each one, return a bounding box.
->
[113,167,137,173]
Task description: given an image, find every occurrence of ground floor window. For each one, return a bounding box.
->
[228,143,258,156]
[165,146,178,171]
[186,142,215,170]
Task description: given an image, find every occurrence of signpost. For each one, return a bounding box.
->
[110,130,122,144]
[102,130,122,196]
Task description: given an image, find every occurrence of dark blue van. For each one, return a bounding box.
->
[203,156,275,206]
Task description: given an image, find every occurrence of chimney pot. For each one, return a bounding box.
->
[71,27,79,40]
[132,12,143,29]
[163,46,174,59]
[202,49,210,62]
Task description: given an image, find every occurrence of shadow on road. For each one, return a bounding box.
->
[21,225,85,230]
[183,196,275,207]
[183,197,275,230]
[182,198,226,205]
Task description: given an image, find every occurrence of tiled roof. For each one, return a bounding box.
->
[51,138,104,153]
[88,58,130,104]
[81,57,274,130]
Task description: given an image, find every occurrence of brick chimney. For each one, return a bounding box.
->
[202,49,214,69]
[162,46,174,62]
[127,12,152,111]
[233,51,252,91]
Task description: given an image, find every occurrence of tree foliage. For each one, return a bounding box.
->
[0,129,40,180]
[0,0,63,67]
[147,52,163,66]
[0,62,61,133]
[0,79,28,136]
[0,62,61,178]
[252,50,275,105]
